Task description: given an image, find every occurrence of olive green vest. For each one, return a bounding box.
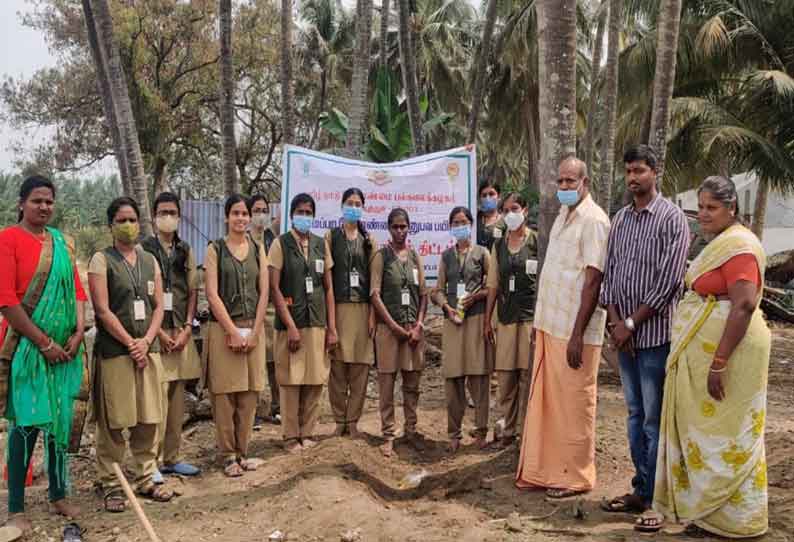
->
[441,244,487,318]
[95,247,161,358]
[274,232,327,331]
[330,227,371,304]
[495,230,538,324]
[379,246,421,326]
[211,238,260,322]
[477,217,506,251]
[141,235,191,329]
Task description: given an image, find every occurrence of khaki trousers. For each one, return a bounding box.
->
[446,375,490,440]
[328,361,369,428]
[158,380,186,465]
[280,384,323,443]
[378,370,421,440]
[496,369,530,438]
[95,400,158,491]
[211,391,258,462]
[266,361,280,416]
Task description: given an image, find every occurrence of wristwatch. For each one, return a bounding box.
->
[624,317,636,332]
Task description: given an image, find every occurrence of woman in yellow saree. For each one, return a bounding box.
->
[638,176,770,537]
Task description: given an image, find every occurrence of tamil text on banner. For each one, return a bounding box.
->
[280,145,478,281]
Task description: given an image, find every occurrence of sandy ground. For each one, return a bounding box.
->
[2,323,794,542]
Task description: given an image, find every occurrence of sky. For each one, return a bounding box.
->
[0,0,56,173]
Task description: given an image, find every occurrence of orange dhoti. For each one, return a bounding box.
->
[516,330,601,492]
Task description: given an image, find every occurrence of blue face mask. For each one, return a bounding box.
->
[480,196,498,212]
[557,189,580,207]
[342,205,363,223]
[450,225,472,241]
[292,215,314,233]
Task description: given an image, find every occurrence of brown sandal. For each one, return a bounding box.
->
[138,483,174,502]
[546,488,586,499]
[102,488,127,513]
[223,460,244,477]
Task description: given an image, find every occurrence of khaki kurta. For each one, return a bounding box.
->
[160,331,202,382]
[486,228,534,371]
[432,248,492,378]
[204,240,269,394]
[269,232,333,386]
[206,321,267,393]
[370,249,427,373]
[333,303,374,365]
[98,354,164,430]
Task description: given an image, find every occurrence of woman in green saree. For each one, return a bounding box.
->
[0,176,86,534]
[638,176,770,537]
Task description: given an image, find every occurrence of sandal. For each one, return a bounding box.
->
[600,494,647,513]
[223,460,244,477]
[546,488,586,499]
[63,523,85,542]
[103,488,127,513]
[138,483,174,502]
[635,512,664,533]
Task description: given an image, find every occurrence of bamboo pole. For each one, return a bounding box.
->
[111,462,162,542]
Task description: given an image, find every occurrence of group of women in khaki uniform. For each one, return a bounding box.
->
[86,180,537,509]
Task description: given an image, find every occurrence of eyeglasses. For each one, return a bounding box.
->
[156,210,179,217]
[390,224,409,231]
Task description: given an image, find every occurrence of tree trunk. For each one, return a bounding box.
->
[535,0,578,265]
[379,0,390,68]
[751,176,769,240]
[309,70,328,150]
[152,157,169,197]
[525,102,539,188]
[345,0,374,157]
[82,0,131,197]
[91,0,153,235]
[219,0,239,195]
[281,0,296,144]
[597,0,620,212]
[582,1,607,177]
[396,0,424,153]
[648,0,683,183]
[466,0,499,143]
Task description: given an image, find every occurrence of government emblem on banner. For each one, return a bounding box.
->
[367,169,392,186]
[446,162,460,183]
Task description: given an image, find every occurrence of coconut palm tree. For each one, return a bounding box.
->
[345,0,374,157]
[81,0,131,197]
[647,0,683,180]
[535,0,578,262]
[467,0,499,142]
[281,0,295,144]
[582,0,607,176]
[396,0,424,152]
[219,0,238,195]
[89,0,153,234]
[597,0,621,211]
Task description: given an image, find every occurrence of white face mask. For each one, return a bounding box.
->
[251,213,270,229]
[155,215,179,234]
[503,211,525,231]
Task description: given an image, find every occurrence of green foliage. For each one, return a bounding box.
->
[320,67,454,162]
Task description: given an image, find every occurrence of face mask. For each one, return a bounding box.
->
[155,215,179,234]
[480,196,498,212]
[251,213,270,229]
[342,205,363,223]
[292,215,314,234]
[112,222,140,244]
[503,211,525,232]
[557,189,581,207]
[450,225,472,241]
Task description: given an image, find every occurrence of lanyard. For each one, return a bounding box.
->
[155,237,175,291]
[115,247,143,299]
[389,243,412,289]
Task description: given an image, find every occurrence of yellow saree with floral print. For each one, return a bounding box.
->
[653,224,770,538]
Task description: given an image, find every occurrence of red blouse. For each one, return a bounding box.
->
[0,226,87,349]
[692,254,761,296]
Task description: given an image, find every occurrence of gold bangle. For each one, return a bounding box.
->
[713,356,729,365]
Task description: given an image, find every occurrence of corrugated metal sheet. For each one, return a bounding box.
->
[179,200,225,266]
[178,199,281,266]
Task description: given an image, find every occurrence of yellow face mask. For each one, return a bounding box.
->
[112,222,140,244]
